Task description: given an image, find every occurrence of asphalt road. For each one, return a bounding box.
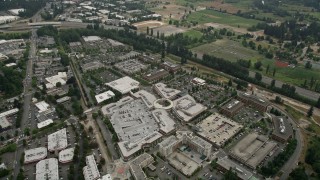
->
[249,71,320,100]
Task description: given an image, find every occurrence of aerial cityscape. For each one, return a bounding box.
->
[0,0,319,180]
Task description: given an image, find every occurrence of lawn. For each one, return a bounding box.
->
[187,9,261,28]
[255,59,320,87]
[191,39,264,62]
[183,29,203,39]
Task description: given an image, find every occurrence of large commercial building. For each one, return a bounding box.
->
[83,155,100,180]
[129,153,154,180]
[106,76,140,94]
[220,99,245,117]
[24,147,47,164]
[143,69,169,83]
[0,108,18,130]
[45,72,68,89]
[158,131,212,176]
[237,92,270,112]
[159,131,212,158]
[101,90,176,161]
[161,61,181,73]
[48,128,68,152]
[196,113,243,148]
[217,156,254,180]
[172,94,207,122]
[153,83,181,100]
[36,158,59,180]
[95,90,115,104]
[114,59,148,74]
[271,116,293,143]
[229,133,277,169]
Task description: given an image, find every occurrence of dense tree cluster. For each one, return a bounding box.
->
[305,137,320,175]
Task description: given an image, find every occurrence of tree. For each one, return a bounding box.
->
[266,64,270,74]
[228,79,232,86]
[271,79,276,88]
[275,96,282,104]
[150,28,154,36]
[273,68,276,76]
[305,61,312,69]
[316,97,320,108]
[88,126,93,133]
[288,166,308,180]
[307,106,314,117]
[255,72,262,81]
[254,61,262,70]
[146,26,149,35]
[56,82,62,87]
[223,169,237,180]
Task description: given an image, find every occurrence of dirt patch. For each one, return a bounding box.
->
[133,20,165,29]
[153,25,186,36]
[203,22,248,34]
[151,4,189,20]
[299,119,311,128]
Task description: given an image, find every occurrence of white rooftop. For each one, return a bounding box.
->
[83,36,101,42]
[95,90,115,104]
[106,76,140,94]
[5,63,17,67]
[24,147,47,164]
[8,9,25,15]
[192,77,206,85]
[173,94,207,122]
[36,158,59,180]
[59,148,74,163]
[154,83,181,100]
[35,101,50,113]
[48,128,68,152]
[152,109,175,134]
[0,108,19,118]
[131,90,156,109]
[83,155,100,180]
[45,72,67,89]
[37,119,53,129]
[0,116,11,129]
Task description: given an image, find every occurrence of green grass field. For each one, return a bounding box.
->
[183,29,203,39]
[191,39,263,62]
[187,9,261,28]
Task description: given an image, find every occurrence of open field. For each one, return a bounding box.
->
[132,20,165,32]
[153,25,186,36]
[187,9,261,28]
[191,39,263,61]
[183,29,203,39]
[149,4,190,20]
[254,59,320,87]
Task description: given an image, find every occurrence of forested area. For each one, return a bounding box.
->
[305,137,320,175]
[0,0,46,17]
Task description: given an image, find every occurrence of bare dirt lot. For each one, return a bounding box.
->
[133,20,165,32]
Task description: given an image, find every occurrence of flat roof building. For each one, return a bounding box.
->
[83,155,100,180]
[129,153,154,180]
[36,158,59,180]
[0,116,11,129]
[35,101,50,113]
[37,119,53,129]
[161,61,181,73]
[95,90,115,104]
[153,83,181,100]
[220,99,245,117]
[59,148,75,163]
[83,36,102,42]
[217,156,254,180]
[131,90,157,109]
[237,92,270,112]
[172,94,207,122]
[143,69,169,83]
[114,59,148,74]
[48,128,68,152]
[196,113,243,148]
[56,96,71,104]
[152,109,176,134]
[271,116,293,143]
[191,77,206,86]
[106,76,140,94]
[45,72,67,89]
[229,133,277,169]
[24,147,47,164]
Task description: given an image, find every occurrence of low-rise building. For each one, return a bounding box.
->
[36,158,59,180]
[237,92,270,112]
[161,61,181,73]
[153,83,181,100]
[24,147,47,164]
[106,76,140,94]
[83,155,100,180]
[59,148,75,163]
[48,128,68,152]
[143,69,169,83]
[56,96,71,104]
[191,77,206,86]
[37,119,53,129]
[217,156,254,180]
[129,153,154,180]
[220,99,244,117]
[95,91,115,104]
[271,116,293,143]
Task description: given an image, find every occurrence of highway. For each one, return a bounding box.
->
[249,71,320,100]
